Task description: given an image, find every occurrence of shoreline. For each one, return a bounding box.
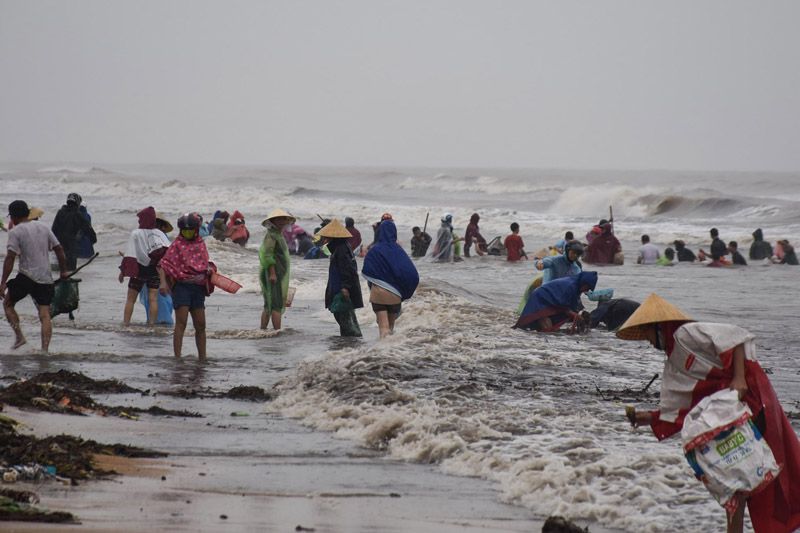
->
[0,405,615,533]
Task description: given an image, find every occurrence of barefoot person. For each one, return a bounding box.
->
[119,207,170,326]
[158,213,214,360]
[617,294,800,533]
[362,219,419,338]
[0,200,69,352]
[259,208,294,330]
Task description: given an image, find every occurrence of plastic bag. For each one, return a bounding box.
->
[50,279,80,318]
[681,389,780,513]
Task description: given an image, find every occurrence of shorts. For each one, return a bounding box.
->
[6,274,55,306]
[172,282,205,310]
[371,302,402,315]
[128,264,160,292]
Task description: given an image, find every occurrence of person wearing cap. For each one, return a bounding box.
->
[363,219,419,338]
[119,207,171,326]
[259,209,294,330]
[535,240,583,284]
[1,200,69,352]
[51,193,96,270]
[617,294,800,533]
[319,219,363,337]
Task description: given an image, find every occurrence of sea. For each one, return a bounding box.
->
[1,163,799,532]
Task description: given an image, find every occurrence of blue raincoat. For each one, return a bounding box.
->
[515,271,598,331]
[362,220,419,300]
[540,252,582,284]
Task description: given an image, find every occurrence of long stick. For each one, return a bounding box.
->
[640,373,659,394]
[422,212,429,235]
[57,252,99,283]
[609,205,614,234]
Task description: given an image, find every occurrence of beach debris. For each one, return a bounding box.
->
[220,514,228,520]
[0,488,77,523]
[160,385,272,402]
[29,370,142,394]
[0,376,201,419]
[230,411,250,417]
[295,525,315,532]
[224,386,272,402]
[1,419,166,482]
[542,515,589,533]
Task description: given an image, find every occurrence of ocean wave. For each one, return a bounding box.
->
[269,288,721,532]
[37,165,114,175]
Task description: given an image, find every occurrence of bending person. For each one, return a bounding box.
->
[617,294,800,533]
[514,272,597,332]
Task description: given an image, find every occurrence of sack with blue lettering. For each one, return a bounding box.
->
[681,389,780,513]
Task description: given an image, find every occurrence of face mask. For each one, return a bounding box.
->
[181,229,197,240]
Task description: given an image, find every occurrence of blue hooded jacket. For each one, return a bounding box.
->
[515,271,598,330]
[362,220,420,301]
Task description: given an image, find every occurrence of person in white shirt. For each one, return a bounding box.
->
[637,234,661,265]
[1,200,69,352]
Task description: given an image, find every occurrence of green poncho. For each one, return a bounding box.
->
[259,224,290,314]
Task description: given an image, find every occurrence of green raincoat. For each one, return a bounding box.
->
[259,223,290,315]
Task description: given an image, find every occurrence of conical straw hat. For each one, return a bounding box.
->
[261,208,296,227]
[316,218,352,239]
[27,207,44,220]
[616,293,693,340]
[155,212,173,233]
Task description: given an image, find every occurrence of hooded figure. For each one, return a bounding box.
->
[514,272,598,332]
[363,220,419,337]
[52,192,96,269]
[464,213,486,257]
[537,240,583,284]
[119,207,172,326]
[749,229,773,261]
[225,210,250,246]
[431,214,456,262]
[584,223,621,265]
[210,210,229,241]
[363,220,419,301]
[617,295,800,533]
[589,298,640,330]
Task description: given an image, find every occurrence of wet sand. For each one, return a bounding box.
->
[1,405,608,533]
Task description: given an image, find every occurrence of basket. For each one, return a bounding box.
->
[210,272,242,294]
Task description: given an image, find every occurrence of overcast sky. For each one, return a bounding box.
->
[1,0,799,170]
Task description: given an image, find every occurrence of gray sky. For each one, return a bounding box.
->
[2,0,800,170]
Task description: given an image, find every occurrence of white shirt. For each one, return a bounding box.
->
[6,220,61,284]
[638,242,661,265]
